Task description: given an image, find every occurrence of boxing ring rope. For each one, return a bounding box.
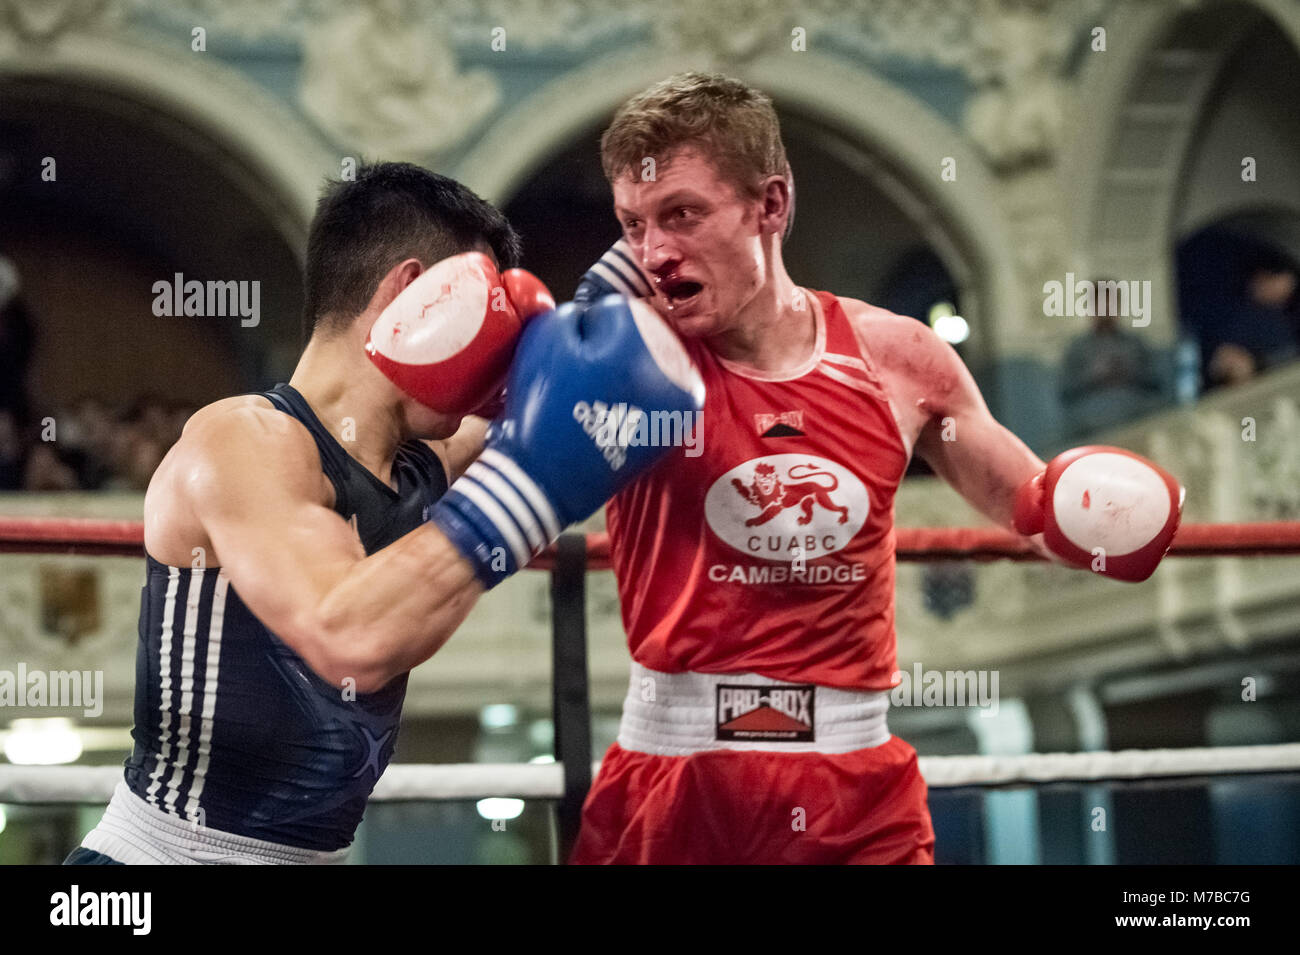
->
[4,743,1300,805]
[3,515,1300,859]
[4,516,1300,563]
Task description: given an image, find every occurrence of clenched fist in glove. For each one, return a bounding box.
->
[1014,445,1184,582]
[365,251,554,416]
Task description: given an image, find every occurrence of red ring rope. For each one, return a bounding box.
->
[2,516,1299,570]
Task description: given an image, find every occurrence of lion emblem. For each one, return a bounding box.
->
[731,462,850,527]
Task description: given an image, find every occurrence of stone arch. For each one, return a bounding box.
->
[0,31,339,386]
[1067,0,1300,345]
[454,49,1025,366]
[0,30,336,254]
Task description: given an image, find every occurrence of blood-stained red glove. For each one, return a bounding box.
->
[1014,445,1184,582]
[366,252,554,415]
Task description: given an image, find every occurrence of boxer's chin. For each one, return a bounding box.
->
[408,404,462,441]
[667,314,712,339]
[656,294,714,338]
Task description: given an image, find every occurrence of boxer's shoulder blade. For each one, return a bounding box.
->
[176,400,331,506]
[145,398,333,565]
[179,393,275,436]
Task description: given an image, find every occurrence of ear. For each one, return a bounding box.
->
[369,258,425,314]
[757,176,791,238]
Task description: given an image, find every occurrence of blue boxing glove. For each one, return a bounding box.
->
[430,295,704,588]
[574,239,653,304]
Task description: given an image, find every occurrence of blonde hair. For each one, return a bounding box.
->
[601,72,791,209]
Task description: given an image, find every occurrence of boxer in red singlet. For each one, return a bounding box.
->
[569,73,1183,864]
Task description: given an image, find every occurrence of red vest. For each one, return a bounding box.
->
[607,291,910,690]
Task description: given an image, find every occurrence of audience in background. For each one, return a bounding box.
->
[0,254,195,493]
[1204,249,1300,388]
[0,255,34,425]
[1178,228,1300,391]
[0,410,23,490]
[8,232,1300,489]
[0,395,194,493]
[1059,278,1164,439]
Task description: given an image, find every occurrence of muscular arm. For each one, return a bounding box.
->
[178,406,484,693]
[908,330,1046,531]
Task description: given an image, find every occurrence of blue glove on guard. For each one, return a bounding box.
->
[431,294,703,587]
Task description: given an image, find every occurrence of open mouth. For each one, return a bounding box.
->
[661,278,704,308]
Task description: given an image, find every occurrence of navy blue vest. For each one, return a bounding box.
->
[123,383,447,851]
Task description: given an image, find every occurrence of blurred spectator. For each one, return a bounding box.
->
[0,251,197,493]
[0,409,23,490]
[101,396,174,492]
[0,394,193,493]
[23,443,80,491]
[1204,249,1299,388]
[1206,342,1258,387]
[0,255,35,422]
[1178,228,1300,390]
[59,397,117,489]
[1060,279,1163,438]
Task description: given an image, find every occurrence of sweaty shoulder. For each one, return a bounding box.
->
[834,295,962,397]
[175,397,325,498]
[144,396,330,562]
[834,296,931,352]
[179,394,275,437]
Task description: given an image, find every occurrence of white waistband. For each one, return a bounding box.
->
[81,782,351,865]
[617,663,891,756]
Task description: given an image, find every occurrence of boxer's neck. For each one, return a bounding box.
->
[706,254,815,373]
[289,327,405,489]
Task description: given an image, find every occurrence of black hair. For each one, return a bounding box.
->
[304,162,522,336]
[1244,244,1299,278]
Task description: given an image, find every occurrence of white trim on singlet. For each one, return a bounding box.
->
[184,572,228,821]
[162,567,205,814]
[145,566,180,808]
[815,359,878,395]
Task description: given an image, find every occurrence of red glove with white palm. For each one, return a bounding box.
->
[365,251,554,416]
[1013,446,1184,582]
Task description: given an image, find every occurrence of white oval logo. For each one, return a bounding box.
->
[705,454,869,559]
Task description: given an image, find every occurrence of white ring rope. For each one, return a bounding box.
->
[916,743,1300,788]
[2,743,1298,805]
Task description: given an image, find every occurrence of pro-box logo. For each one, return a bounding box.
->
[716,684,815,742]
[704,454,869,559]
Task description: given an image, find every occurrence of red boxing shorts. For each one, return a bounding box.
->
[570,664,935,865]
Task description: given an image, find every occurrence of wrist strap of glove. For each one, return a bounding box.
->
[430,449,563,588]
[575,239,653,303]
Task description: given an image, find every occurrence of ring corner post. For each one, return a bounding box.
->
[550,532,592,864]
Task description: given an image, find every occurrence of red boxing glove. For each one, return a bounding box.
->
[1014,445,1184,582]
[365,252,554,415]
[466,268,556,419]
